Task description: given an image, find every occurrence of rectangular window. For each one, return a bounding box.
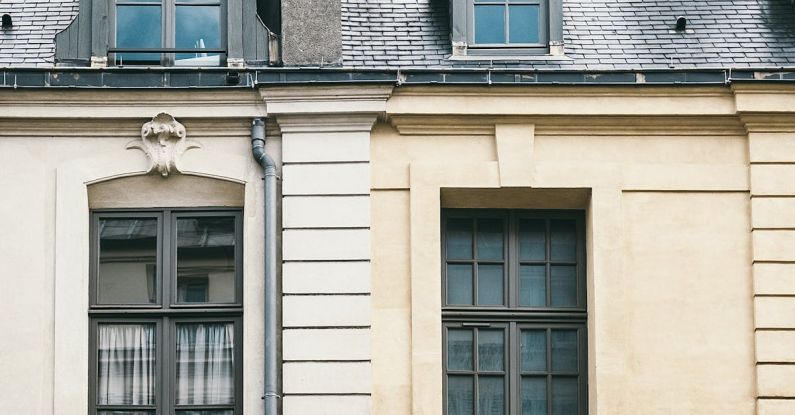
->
[111,0,226,66]
[442,210,586,415]
[89,209,243,415]
[469,0,548,52]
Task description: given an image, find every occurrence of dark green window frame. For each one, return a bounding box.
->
[442,209,587,415]
[88,208,244,415]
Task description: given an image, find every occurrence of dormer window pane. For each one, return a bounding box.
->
[116,3,162,63]
[175,3,222,66]
[509,5,540,43]
[474,5,506,44]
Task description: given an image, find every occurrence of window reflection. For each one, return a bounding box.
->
[176,217,236,304]
[175,4,222,66]
[116,4,162,64]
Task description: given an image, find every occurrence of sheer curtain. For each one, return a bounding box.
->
[176,322,235,405]
[97,324,156,405]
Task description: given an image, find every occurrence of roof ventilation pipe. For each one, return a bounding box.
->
[676,16,687,31]
[1,14,12,29]
[251,118,280,415]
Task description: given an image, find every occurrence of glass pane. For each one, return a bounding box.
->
[177,217,236,303]
[552,330,578,372]
[550,266,577,307]
[447,329,473,371]
[175,411,233,415]
[98,218,157,304]
[475,5,505,44]
[478,265,504,306]
[521,377,547,415]
[97,324,156,405]
[175,5,222,66]
[519,219,546,261]
[116,5,161,63]
[478,376,505,415]
[447,264,473,305]
[476,218,503,260]
[519,265,546,307]
[552,377,578,415]
[520,330,547,372]
[478,330,504,372]
[509,5,540,43]
[448,375,474,415]
[447,218,473,259]
[176,322,235,405]
[550,220,577,261]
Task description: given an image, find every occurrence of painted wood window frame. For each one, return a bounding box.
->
[441,209,587,415]
[88,208,244,415]
[108,0,229,66]
[450,0,562,56]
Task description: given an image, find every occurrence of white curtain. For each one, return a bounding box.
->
[97,324,156,405]
[176,323,235,405]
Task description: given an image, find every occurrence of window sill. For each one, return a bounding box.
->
[449,54,573,62]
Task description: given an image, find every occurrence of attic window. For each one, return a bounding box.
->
[451,0,563,56]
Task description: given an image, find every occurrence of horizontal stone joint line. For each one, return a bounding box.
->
[283,326,372,330]
[283,293,372,297]
[282,161,370,166]
[622,189,750,193]
[755,294,795,298]
[753,260,795,265]
[283,227,371,231]
[282,393,372,397]
[755,328,795,332]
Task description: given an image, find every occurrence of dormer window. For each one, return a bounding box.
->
[451,0,563,57]
[55,0,274,67]
[112,0,225,66]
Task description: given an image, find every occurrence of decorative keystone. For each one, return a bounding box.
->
[127,113,201,177]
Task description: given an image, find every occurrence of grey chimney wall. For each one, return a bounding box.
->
[281,0,342,66]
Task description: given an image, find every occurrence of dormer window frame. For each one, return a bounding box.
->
[450,0,564,58]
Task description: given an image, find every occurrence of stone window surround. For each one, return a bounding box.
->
[52,141,265,414]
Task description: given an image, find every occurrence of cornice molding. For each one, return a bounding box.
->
[388,115,747,136]
[0,118,253,137]
[273,114,379,133]
[740,113,795,133]
[260,84,394,115]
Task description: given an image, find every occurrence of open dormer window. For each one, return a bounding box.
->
[112,0,225,66]
[55,0,274,67]
[451,0,562,57]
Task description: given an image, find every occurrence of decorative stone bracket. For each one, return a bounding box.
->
[127,113,201,177]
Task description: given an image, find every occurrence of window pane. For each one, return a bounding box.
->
[176,323,235,405]
[475,5,505,44]
[175,5,222,66]
[447,218,473,259]
[519,219,546,261]
[520,329,546,372]
[447,264,474,305]
[550,266,577,307]
[176,217,236,303]
[448,375,474,415]
[478,376,505,415]
[509,5,540,43]
[478,265,504,306]
[478,329,504,372]
[116,5,161,63]
[175,411,233,415]
[552,377,578,415]
[519,265,546,307]
[521,377,547,415]
[550,220,577,261]
[97,324,156,405]
[98,218,158,304]
[551,330,578,372]
[476,218,503,260]
[448,329,473,371]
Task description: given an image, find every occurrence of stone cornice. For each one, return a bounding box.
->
[388,115,748,136]
[260,84,394,116]
[739,113,795,133]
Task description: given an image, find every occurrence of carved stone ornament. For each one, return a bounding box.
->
[127,113,201,177]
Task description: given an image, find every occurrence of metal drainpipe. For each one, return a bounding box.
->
[251,118,280,415]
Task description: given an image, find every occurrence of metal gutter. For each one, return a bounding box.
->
[251,119,280,415]
[0,67,794,88]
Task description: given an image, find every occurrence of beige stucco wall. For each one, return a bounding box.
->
[368,84,795,415]
[0,90,273,415]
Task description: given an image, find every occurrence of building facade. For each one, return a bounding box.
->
[1,1,795,414]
